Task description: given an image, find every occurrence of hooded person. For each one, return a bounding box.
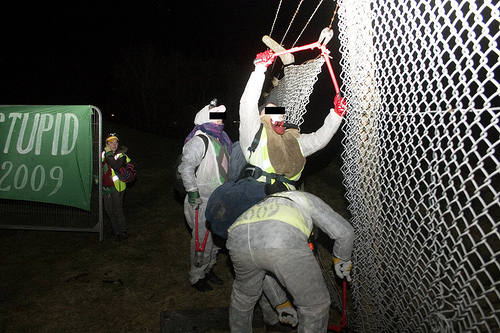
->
[239,49,347,195]
[178,100,233,292]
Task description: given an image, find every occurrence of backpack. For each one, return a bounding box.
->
[205,177,267,239]
[228,141,249,182]
[117,162,137,183]
[174,134,210,197]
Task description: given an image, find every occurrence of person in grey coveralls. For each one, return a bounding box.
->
[226,191,354,333]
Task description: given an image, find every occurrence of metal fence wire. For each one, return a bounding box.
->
[336,0,499,332]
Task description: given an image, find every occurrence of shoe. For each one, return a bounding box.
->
[116,231,129,242]
[106,231,116,240]
[207,269,223,286]
[265,322,296,332]
[191,279,213,292]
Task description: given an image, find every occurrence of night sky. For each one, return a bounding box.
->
[0,1,342,139]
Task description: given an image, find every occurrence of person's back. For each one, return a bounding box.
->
[226,190,354,333]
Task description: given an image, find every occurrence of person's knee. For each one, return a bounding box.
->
[315,288,331,310]
[297,291,331,317]
[318,297,331,314]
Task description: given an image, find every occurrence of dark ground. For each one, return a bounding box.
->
[0,121,350,333]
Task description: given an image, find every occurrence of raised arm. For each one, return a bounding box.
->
[239,51,275,157]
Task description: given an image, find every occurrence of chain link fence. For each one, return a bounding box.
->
[336,0,499,332]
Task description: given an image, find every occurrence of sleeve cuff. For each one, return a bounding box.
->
[254,65,267,74]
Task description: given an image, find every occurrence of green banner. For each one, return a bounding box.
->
[0,106,93,210]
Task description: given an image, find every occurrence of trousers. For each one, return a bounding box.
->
[227,221,331,333]
[103,190,127,234]
[184,200,220,285]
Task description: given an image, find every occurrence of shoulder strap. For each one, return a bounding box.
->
[196,134,210,158]
[248,123,264,153]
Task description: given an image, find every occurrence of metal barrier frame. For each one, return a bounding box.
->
[0,106,103,241]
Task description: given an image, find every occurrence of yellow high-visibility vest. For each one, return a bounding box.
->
[101,151,130,192]
[229,196,311,237]
[247,128,303,187]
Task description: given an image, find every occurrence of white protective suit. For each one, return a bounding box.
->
[239,65,343,188]
[227,191,354,333]
[178,106,230,285]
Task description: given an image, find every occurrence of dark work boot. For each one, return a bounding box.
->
[265,322,297,332]
[116,231,129,242]
[207,269,223,286]
[191,278,213,292]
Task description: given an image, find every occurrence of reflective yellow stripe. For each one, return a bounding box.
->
[248,130,272,173]
[228,199,311,237]
[102,152,130,192]
[261,158,272,171]
[248,129,303,184]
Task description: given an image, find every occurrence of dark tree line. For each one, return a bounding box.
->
[105,42,248,139]
[0,37,339,142]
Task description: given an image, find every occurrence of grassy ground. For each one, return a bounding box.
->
[0,122,350,333]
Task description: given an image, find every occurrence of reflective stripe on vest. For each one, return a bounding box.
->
[102,152,130,191]
[248,129,303,184]
[228,198,311,237]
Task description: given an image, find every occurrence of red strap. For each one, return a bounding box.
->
[327,280,347,332]
[271,42,340,96]
[194,209,210,252]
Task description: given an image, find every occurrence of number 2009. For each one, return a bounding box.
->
[0,161,63,195]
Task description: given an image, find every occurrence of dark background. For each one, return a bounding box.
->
[0,0,343,141]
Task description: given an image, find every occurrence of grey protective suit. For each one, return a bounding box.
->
[237,63,345,325]
[226,191,354,333]
[179,132,229,285]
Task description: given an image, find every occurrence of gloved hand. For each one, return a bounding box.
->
[104,144,112,153]
[254,50,275,67]
[333,95,347,117]
[276,300,299,327]
[333,257,352,282]
[187,191,202,210]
